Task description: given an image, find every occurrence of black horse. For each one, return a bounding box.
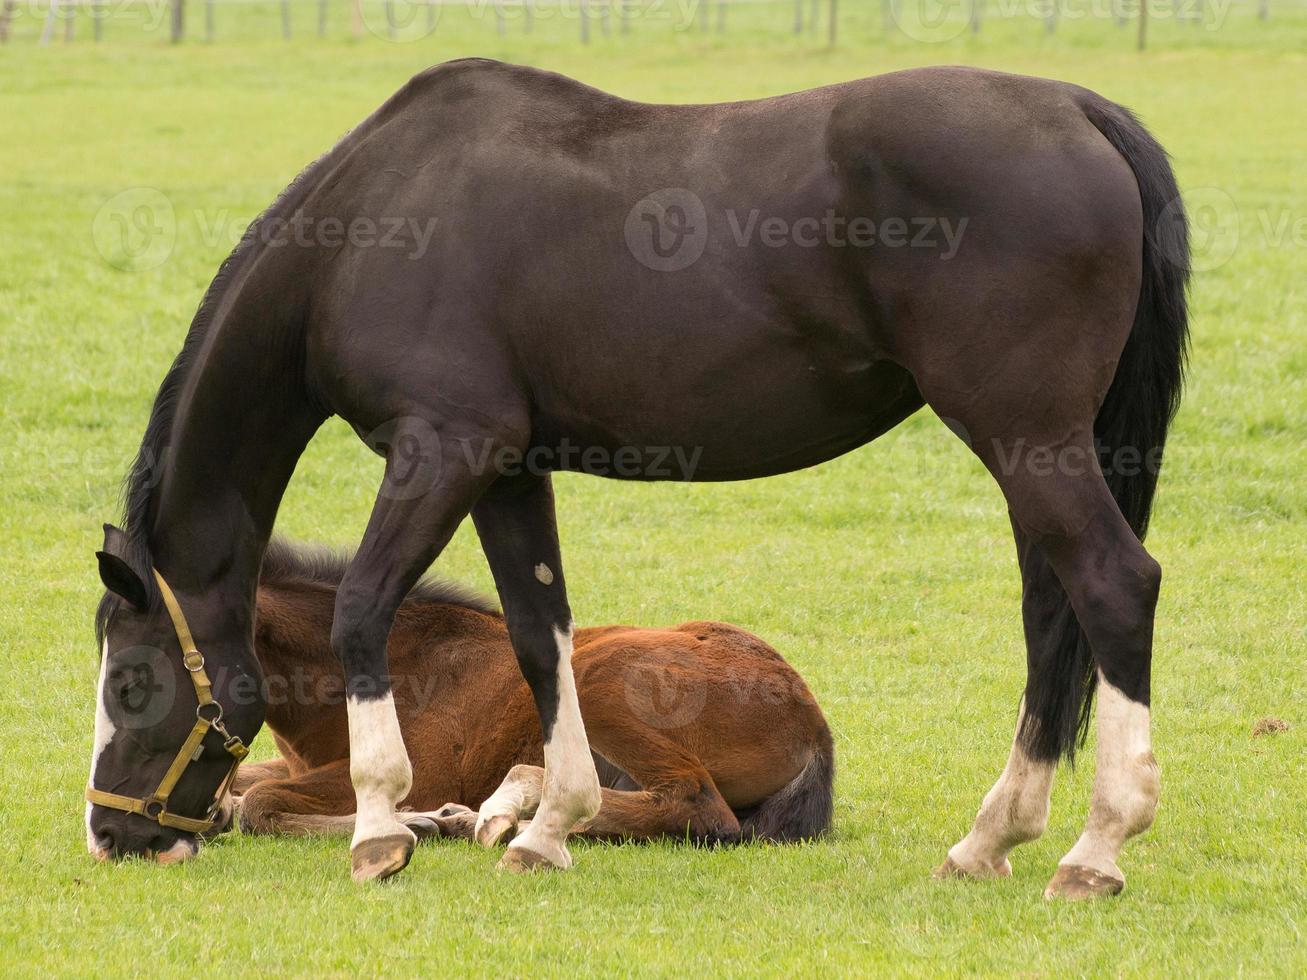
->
[87,59,1188,897]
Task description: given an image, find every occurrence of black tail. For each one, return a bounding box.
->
[738,725,835,843]
[1020,96,1191,765]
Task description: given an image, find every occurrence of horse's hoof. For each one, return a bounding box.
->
[350,833,415,883]
[476,813,518,849]
[932,854,1011,880]
[1043,863,1125,900]
[497,844,563,873]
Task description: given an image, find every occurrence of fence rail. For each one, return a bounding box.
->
[0,0,1287,47]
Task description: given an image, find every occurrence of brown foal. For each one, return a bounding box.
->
[226,542,834,849]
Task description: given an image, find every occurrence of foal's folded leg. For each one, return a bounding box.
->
[237,760,470,840]
[231,758,292,798]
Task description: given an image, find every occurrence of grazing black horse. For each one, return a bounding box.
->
[87,59,1188,897]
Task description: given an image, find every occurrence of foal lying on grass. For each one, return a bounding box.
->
[226,541,834,850]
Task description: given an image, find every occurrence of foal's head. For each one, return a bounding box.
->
[86,525,265,863]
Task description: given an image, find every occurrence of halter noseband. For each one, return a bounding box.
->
[85,570,250,836]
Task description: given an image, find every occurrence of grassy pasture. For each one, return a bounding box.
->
[0,8,1304,976]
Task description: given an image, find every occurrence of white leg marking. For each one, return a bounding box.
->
[345,693,414,850]
[1058,674,1159,882]
[474,765,545,846]
[86,643,116,858]
[504,625,600,868]
[947,705,1055,876]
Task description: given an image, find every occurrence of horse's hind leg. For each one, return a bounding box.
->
[930,399,1160,898]
[936,523,1064,879]
[470,473,602,871]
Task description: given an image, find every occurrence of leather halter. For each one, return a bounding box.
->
[85,570,250,835]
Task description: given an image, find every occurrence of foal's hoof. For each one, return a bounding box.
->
[1043,863,1125,900]
[497,844,562,873]
[350,833,415,883]
[932,855,1011,880]
[476,813,518,849]
[402,815,443,842]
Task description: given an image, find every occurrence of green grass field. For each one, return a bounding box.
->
[1,5,1304,975]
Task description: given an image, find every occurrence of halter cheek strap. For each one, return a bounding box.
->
[85,570,250,836]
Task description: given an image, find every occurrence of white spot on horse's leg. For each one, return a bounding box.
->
[502,625,600,869]
[345,693,414,851]
[1052,674,1158,891]
[944,704,1055,877]
[533,562,554,585]
[86,643,116,858]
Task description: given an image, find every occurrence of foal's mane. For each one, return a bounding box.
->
[260,538,501,618]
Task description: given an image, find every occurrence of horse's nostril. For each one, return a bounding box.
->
[95,830,117,857]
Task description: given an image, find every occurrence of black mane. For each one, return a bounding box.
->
[95,126,370,648]
[260,538,500,617]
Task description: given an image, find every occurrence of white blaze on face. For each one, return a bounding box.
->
[505,624,601,867]
[86,641,117,858]
[345,692,413,848]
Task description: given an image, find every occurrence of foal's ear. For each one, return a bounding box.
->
[97,523,149,611]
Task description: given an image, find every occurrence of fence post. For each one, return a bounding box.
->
[827,0,835,44]
[318,0,327,36]
[0,0,16,42]
[65,0,74,40]
[351,0,362,36]
[580,0,589,42]
[494,0,505,34]
[970,0,981,32]
[793,0,802,32]
[1137,0,1146,48]
[170,0,183,41]
[205,0,214,39]
[619,0,628,34]
[1258,0,1268,19]
[281,0,290,37]
[94,0,104,40]
[525,0,535,32]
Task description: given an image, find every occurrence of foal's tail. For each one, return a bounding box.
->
[738,723,835,843]
[1021,96,1192,764]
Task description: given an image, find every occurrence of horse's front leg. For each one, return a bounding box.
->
[471,473,601,871]
[333,427,497,881]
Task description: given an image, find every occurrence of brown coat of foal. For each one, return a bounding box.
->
[228,543,834,848]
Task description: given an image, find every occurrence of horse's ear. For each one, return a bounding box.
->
[97,524,148,611]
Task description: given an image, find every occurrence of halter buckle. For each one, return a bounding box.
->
[196,700,224,724]
[143,798,166,820]
[183,651,205,672]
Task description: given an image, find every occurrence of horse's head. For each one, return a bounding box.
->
[86,524,264,863]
